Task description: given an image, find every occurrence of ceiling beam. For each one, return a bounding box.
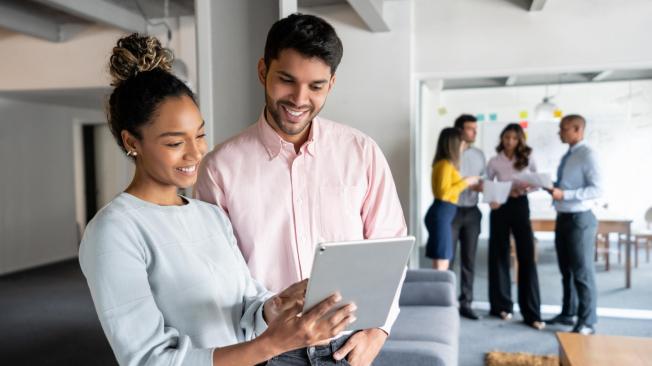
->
[592,70,613,82]
[346,0,389,32]
[530,0,547,11]
[0,1,63,42]
[505,76,518,86]
[34,0,147,33]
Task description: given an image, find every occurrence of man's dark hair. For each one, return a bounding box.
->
[264,13,343,74]
[561,114,586,130]
[453,114,478,130]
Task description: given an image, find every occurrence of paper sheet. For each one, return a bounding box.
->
[513,172,553,189]
[482,180,513,204]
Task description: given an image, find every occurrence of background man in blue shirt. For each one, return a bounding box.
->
[451,114,485,320]
[546,114,602,335]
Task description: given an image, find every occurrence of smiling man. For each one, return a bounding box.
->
[195,13,407,366]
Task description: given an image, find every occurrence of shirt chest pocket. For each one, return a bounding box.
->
[318,185,365,241]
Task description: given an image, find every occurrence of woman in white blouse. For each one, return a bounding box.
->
[485,123,544,330]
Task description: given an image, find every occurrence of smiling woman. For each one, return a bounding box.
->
[106,33,206,205]
[78,33,356,366]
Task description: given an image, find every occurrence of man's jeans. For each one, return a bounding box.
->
[263,335,352,366]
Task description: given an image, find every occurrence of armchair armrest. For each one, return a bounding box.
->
[399,269,457,307]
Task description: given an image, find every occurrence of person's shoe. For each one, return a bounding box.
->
[572,323,595,335]
[545,314,575,326]
[499,311,513,320]
[459,306,480,320]
[529,321,546,330]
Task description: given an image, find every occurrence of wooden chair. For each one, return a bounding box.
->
[615,207,652,266]
[631,207,652,264]
[595,232,614,271]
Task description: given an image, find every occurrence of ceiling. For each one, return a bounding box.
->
[0,88,110,109]
[0,0,194,42]
[442,69,652,90]
[299,0,348,7]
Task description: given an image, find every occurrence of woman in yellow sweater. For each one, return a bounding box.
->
[425,128,480,270]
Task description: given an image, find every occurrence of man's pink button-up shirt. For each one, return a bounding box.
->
[195,113,407,331]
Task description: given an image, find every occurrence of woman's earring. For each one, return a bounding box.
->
[126,150,138,157]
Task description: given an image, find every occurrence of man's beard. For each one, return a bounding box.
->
[265,92,321,137]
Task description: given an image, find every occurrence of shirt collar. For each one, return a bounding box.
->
[569,139,586,153]
[499,151,513,161]
[256,111,319,159]
[257,111,283,159]
[305,117,319,156]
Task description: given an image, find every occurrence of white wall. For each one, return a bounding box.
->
[302,1,413,216]
[94,124,134,209]
[0,97,103,275]
[413,0,652,78]
[420,80,652,238]
[198,1,280,145]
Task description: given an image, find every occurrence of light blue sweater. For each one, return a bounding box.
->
[79,193,273,366]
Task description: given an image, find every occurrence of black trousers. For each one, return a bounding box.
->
[450,206,482,307]
[488,196,542,323]
[554,211,598,326]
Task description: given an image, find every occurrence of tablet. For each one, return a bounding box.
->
[302,236,415,331]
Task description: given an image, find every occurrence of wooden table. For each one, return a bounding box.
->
[557,332,652,366]
[531,218,634,288]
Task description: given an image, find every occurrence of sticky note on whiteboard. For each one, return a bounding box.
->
[554,109,563,118]
[476,114,485,122]
[519,111,528,119]
[489,113,497,121]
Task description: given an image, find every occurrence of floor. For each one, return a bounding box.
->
[419,239,652,365]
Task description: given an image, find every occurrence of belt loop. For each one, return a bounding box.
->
[330,338,339,354]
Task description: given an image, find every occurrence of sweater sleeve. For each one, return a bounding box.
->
[79,214,213,366]
[215,207,275,340]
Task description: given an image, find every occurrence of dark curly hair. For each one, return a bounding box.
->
[107,33,196,154]
[496,123,532,171]
[264,13,343,74]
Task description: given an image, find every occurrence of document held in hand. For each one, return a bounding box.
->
[513,172,553,189]
[482,180,513,204]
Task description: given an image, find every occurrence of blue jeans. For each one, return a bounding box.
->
[263,335,352,366]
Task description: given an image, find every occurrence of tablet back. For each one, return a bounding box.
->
[303,236,415,331]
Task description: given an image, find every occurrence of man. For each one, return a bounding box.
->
[195,14,407,366]
[546,114,602,335]
[450,114,485,320]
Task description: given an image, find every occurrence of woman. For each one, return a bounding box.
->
[486,123,544,330]
[425,127,479,270]
[79,33,356,366]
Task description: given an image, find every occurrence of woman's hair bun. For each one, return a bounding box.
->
[109,33,173,86]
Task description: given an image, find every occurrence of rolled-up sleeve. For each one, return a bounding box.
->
[219,207,274,340]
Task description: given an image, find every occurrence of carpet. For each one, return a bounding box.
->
[485,351,559,366]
